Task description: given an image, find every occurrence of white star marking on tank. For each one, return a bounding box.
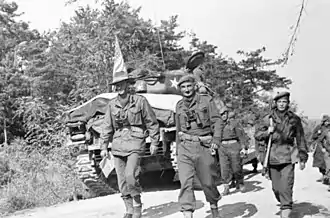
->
[170,77,179,89]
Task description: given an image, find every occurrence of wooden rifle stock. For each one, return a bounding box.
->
[262,118,273,177]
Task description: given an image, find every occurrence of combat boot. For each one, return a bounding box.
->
[222,184,230,196]
[132,206,142,218]
[210,204,220,218]
[132,195,142,218]
[229,180,236,189]
[182,211,193,218]
[238,184,246,192]
[280,209,292,218]
[123,197,133,218]
[323,176,329,185]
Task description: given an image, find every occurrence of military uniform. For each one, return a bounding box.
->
[218,108,248,194]
[245,120,259,172]
[312,116,330,185]
[175,75,221,218]
[101,71,160,218]
[311,116,329,179]
[254,92,308,217]
[321,131,330,191]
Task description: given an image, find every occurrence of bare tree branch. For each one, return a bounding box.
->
[282,0,307,65]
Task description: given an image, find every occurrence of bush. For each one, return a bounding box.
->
[0,138,88,216]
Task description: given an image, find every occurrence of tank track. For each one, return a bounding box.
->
[75,153,118,196]
[170,142,179,181]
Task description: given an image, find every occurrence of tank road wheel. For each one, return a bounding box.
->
[75,153,118,197]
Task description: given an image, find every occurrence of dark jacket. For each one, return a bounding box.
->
[100,94,160,156]
[254,109,308,165]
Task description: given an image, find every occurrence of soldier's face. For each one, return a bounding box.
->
[276,97,289,112]
[180,82,195,98]
[115,81,128,95]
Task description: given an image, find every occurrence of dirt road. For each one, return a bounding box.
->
[6,158,330,218]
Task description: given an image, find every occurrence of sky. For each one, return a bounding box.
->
[13,0,330,119]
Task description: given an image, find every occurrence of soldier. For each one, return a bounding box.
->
[311,115,330,184]
[218,107,248,195]
[245,119,259,173]
[175,75,221,218]
[100,70,160,218]
[185,51,209,94]
[254,91,308,218]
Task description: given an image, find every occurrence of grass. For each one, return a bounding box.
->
[0,138,88,216]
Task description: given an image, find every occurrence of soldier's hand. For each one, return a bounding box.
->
[240,149,248,158]
[299,162,306,171]
[210,143,218,150]
[318,130,322,134]
[321,148,326,153]
[268,126,274,134]
[150,144,158,155]
[100,150,109,158]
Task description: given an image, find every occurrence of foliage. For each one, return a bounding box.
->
[0,139,87,216]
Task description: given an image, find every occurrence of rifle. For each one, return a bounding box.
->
[262,117,273,177]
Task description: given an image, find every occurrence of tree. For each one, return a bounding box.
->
[0,1,41,144]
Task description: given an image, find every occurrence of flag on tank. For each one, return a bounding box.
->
[113,35,127,76]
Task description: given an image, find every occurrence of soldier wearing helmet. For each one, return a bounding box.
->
[254,91,308,218]
[175,75,222,218]
[100,70,160,218]
[218,106,248,196]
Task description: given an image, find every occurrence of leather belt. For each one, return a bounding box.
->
[178,131,212,143]
[116,126,144,133]
[221,139,238,144]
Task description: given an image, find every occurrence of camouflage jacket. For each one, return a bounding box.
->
[175,94,222,146]
[254,109,308,165]
[100,94,160,156]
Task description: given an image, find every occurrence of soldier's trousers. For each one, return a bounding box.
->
[269,163,294,210]
[218,142,243,185]
[178,140,221,212]
[113,153,142,199]
[324,151,330,178]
